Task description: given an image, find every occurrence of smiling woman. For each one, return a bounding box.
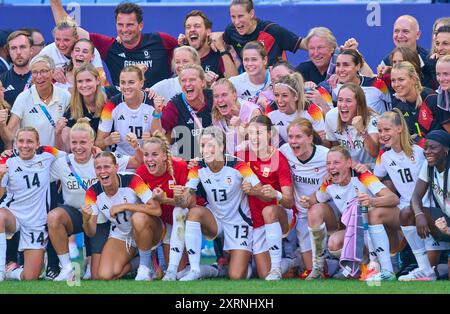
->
[0,54,71,149]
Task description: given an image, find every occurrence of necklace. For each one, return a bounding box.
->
[39,88,53,105]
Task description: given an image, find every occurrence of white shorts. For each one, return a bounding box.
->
[252,208,296,255]
[425,236,450,251]
[296,216,311,253]
[206,207,253,252]
[109,227,137,249]
[7,218,48,251]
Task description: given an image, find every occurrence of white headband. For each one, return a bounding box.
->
[274,83,298,96]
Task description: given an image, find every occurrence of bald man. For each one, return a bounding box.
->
[380,15,437,89]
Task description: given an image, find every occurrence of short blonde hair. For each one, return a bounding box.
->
[172,46,201,73]
[304,27,337,50]
[29,54,55,71]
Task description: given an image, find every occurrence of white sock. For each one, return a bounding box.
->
[401,226,433,272]
[368,224,393,272]
[184,221,202,273]
[167,207,187,273]
[0,233,6,272]
[308,223,327,271]
[265,222,283,270]
[10,267,23,281]
[58,253,71,268]
[138,249,151,267]
[199,264,219,278]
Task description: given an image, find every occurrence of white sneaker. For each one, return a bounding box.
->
[398,267,436,282]
[0,271,5,282]
[82,264,91,280]
[135,265,152,281]
[162,270,177,281]
[179,269,201,281]
[69,243,79,259]
[54,265,75,282]
[265,268,282,281]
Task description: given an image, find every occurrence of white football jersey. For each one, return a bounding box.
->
[185,155,260,224]
[316,171,386,214]
[419,162,450,218]
[85,173,153,236]
[0,147,63,227]
[229,71,271,104]
[50,153,130,223]
[325,107,379,166]
[374,145,427,209]
[98,99,154,156]
[280,144,328,217]
[269,103,325,144]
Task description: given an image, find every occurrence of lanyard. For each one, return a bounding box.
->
[181,93,203,130]
[66,155,88,191]
[38,103,56,128]
[252,70,270,103]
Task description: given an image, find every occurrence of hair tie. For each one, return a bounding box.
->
[274,83,298,96]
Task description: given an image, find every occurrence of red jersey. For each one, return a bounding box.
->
[136,157,188,225]
[237,149,292,228]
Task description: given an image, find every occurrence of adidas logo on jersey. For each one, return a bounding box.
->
[14,167,23,172]
[240,241,248,247]
[204,179,212,184]
[291,164,296,170]
[29,107,38,114]
[187,118,194,124]
[277,121,284,126]
[118,53,126,58]
[335,195,341,199]
[102,204,109,211]
[432,241,440,247]
[118,115,125,120]
[242,90,251,97]
[5,85,15,92]
[389,160,397,167]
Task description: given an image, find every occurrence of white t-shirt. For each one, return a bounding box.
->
[12,84,71,147]
[98,101,154,156]
[151,77,181,105]
[39,42,103,68]
[50,153,130,223]
[280,143,328,218]
[325,107,379,166]
[316,171,386,214]
[419,162,450,218]
[0,147,63,227]
[229,71,271,104]
[374,145,427,209]
[269,103,325,144]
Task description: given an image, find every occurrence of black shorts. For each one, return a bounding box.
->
[58,204,83,235]
[429,206,450,242]
[84,221,110,256]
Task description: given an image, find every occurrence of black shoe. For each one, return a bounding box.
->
[396,263,418,278]
[45,265,60,280]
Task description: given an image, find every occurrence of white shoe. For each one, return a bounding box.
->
[135,265,152,281]
[365,269,396,282]
[179,269,201,281]
[54,265,75,282]
[69,243,79,259]
[162,270,177,281]
[0,271,5,282]
[82,264,91,280]
[265,268,282,281]
[398,267,436,282]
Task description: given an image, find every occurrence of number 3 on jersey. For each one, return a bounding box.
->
[234,225,249,239]
[212,189,227,202]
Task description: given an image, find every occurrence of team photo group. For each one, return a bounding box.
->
[0,0,449,286]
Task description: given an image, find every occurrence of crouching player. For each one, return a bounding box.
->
[82,152,163,280]
[300,146,400,281]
